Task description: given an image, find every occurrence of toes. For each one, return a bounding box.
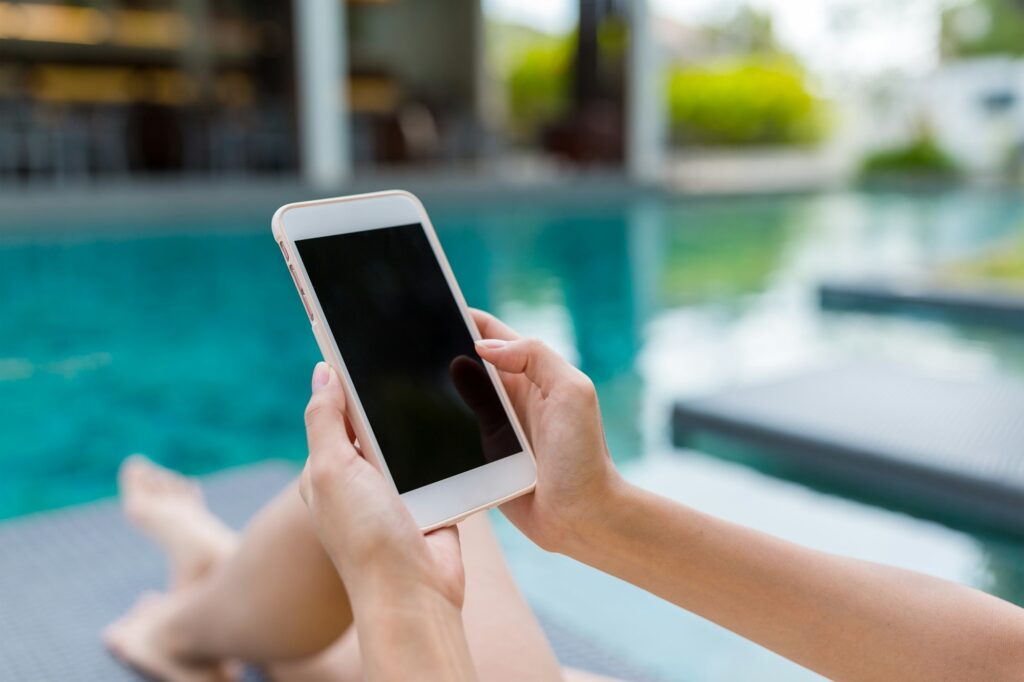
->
[151,466,177,491]
[161,470,200,499]
[103,592,181,680]
[120,455,199,500]
[142,460,177,494]
[120,454,169,499]
[102,623,126,657]
[119,454,150,492]
[102,602,146,662]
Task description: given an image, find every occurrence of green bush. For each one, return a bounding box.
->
[666,59,824,147]
[859,134,960,180]
[506,35,573,138]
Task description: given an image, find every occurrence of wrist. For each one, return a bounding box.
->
[559,471,638,559]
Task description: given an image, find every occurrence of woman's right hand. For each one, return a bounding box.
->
[471,309,624,553]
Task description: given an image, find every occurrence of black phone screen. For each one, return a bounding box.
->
[295,223,523,494]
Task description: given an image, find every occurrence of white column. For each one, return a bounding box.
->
[626,0,663,185]
[294,0,351,187]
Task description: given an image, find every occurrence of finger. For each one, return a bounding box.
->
[470,308,520,342]
[304,362,358,469]
[473,337,577,398]
[468,309,530,399]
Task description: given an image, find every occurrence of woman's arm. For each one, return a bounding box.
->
[572,480,1024,682]
[473,311,1024,682]
[301,362,476,682]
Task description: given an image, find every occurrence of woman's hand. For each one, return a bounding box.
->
[471,309,624,554]
[301,362,477,680]
[300,362,464,611]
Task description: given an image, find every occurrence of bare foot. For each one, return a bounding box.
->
[119,455,238,589]
[104,591,238,682]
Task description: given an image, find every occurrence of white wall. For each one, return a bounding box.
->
[848,58,1024,177]
[922,58,1024,174]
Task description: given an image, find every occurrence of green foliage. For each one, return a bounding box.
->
[859,134,961,180]
[666,59,824,147]
[504,32,573,138]
[942,0,1024,57]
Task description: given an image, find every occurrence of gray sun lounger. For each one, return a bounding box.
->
[819,279,1024,329]
[673,363,1024,534]
[0,462,660,681]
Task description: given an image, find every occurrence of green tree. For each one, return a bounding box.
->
[666,58,824,147]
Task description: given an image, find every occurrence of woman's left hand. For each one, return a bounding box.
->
[299,362,465,611]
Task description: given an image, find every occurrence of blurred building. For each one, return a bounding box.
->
[0,1,298,181]
[914,58,1023,175]
[346,0,483,168]
[0,0,490,185]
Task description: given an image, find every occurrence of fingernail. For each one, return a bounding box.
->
[312,362,331,391]
[476,339,507,350]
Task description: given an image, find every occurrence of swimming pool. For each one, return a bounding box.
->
[2,187,1022,680]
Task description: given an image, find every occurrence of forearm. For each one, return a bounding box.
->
[568,480,1024,681]
[349,580,477,682]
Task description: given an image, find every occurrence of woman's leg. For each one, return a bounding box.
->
[459,512,564,680]
[106,459,354,677]
[172,479,354,660]
[106,458,564,680]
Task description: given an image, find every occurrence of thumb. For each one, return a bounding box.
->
[474,337,573,397]
[304,362,358,473]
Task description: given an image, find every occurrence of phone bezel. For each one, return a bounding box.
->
[272,190,537,531]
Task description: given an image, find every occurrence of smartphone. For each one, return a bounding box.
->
[272,190,537,530]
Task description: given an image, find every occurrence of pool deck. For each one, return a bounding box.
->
[0,461,660,682]
[0,171,651,229]
[673,362,1024,535]
[819,278,1024,329]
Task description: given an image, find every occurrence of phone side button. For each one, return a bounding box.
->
[299,291,315,321]
[310,320,332,361]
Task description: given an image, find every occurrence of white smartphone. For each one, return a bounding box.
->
[272,190,537,531]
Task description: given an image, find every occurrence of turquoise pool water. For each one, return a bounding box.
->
[2,188,1023,680]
